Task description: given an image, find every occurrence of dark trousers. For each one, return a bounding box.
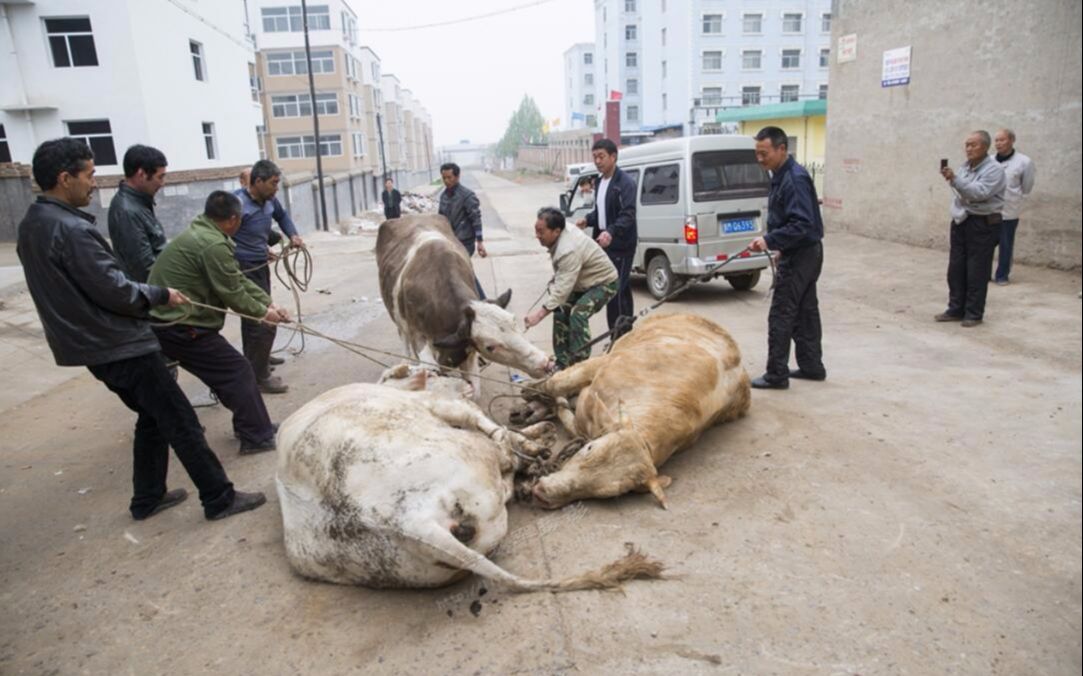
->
[605,253,635,336]
[153,325,275,444]
[994,218,1019,283]
[947,216,1001,320]
[765,242,825,382]
[86,352,234,519]
[459,238,486,299]
[239,263,276,380]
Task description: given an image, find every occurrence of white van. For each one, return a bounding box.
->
[563,161,594,189]
[559,135,771,298]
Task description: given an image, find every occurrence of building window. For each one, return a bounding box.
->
[742,50,762,70]
[780,85,800,102]
[202,122,217,160]
[266,50,334,76]
[662,93,667,110]
[586,114,597,127]
[742,13,762,34]
[702,87,722,106]
[819,83,829,100]
[741,86,761,106]
[585,73,593,86]
[626,52,637,68]
[189,40,205,81]
[626,105,639,122]
[261,5,331,32]
[275,134,342,159]
[661,60,667,78]
[624,0,636,12]
[783,13,803,32]
[702,51,723,71]
[822,13,832,32]
[584,52,593,65]
[626,78,638,94]
[702,14,722,34]
[270,92,339,118]
[584,94,594,105]
[44,17,99,68]
[625,25,637,40]
[66,120,116,165]
[781,49,801,69]
[661,27,666,46]
[820,48,830,67]
[0,124,12,163]
[352,132,366,158]
[248,63,260,101]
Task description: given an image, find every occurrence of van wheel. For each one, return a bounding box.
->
[646,255,676,300]
[726,270,761,291]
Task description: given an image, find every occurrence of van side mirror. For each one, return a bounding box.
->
[559,193,571,215]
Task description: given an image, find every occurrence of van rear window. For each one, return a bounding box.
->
[692,150,770,202]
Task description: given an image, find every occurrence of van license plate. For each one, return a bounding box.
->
[722,218,756,234]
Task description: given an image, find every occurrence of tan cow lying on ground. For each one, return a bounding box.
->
[520,313,751,510]
[275,365,663,592]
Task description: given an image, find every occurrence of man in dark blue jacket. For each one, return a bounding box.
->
[749,126,826,389]
[576,139,638,335]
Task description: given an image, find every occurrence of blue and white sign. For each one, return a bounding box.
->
[882,46,911,87]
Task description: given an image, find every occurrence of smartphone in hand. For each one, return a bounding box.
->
[940,158,949,170]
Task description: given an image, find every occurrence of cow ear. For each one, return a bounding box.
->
[487,289,512,309]
[464,305,476,321]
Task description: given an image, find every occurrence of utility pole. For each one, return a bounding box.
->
[301,0,329,231]
[376,112,389,181]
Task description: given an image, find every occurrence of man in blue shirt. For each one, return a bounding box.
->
[234,160,303,394]
[749,126,826,390]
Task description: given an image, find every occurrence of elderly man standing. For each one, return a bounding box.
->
[235,160,303,393]
[525,207,616,370]
[937,131,1007,327]
[150,191,291,455]
[438,162,487,298]
[992,128,1036,285]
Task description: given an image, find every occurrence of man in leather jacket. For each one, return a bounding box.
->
[16,137,265,522]
[107,144,168,283]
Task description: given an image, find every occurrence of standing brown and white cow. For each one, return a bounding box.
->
[524,313,751,509]
[376,214,551,384]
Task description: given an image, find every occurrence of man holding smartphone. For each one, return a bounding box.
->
[936,131,1007,327]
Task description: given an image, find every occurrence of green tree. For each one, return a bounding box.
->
[496,95,547,157]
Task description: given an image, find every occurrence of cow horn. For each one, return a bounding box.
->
[487,288,512,309]
[645,475,671,510]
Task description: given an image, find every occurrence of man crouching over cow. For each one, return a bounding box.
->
[524,207,617,370]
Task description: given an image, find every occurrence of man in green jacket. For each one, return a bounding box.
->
[108,145,169,282]
[149,191,290,454]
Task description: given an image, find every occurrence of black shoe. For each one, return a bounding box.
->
[961,318,983,327]
[934,312,963,322]
[234,423,279,440]
[205,491,267,521]
[132,488,188,521]
[751,375,789,390]
[269,354,286,366]
[258,375,289,394]
[788,369,826,381]
[239,437,276,455]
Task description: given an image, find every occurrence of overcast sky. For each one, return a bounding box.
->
[357,0,595,148]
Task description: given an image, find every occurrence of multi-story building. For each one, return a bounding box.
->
[563,43,598,129]
[1,0,262,172]
[246,0,433,196]
[591,0,832,137]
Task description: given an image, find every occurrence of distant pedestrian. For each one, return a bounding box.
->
[525,207,616,369]
[576,139,638,338]
[992,128,1036,285]
[107,144,169,283]
[16,137,265,522]
[382,177,402,220]
[936,130,1006,327]
[748,126,826,390]
[438,162,487,298]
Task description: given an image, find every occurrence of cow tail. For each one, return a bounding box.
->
[409,525,664,593]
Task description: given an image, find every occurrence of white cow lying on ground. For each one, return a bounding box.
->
[275,365,663,591]
[517,313,751,510]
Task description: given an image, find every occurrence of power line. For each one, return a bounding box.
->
[360,0,558,33]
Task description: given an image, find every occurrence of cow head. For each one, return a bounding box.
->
[530,430,671,510]
[432,289,552,378]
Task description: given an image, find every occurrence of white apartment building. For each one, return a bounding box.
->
[1,0,262,172]
[592,0,832,136]
[563,43,598,130]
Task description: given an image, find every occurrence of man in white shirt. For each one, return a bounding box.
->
[992,128,1036,285]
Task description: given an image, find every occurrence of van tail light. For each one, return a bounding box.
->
[683,216,699,245]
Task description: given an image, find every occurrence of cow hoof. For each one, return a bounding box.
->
[520,421,558,447]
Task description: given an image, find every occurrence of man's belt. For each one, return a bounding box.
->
[967,212,1003,224]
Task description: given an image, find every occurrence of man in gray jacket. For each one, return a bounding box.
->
[438,162,487,298]
[992,128,1036,285]
[107,145,169,283]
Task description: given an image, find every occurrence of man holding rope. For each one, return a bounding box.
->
[235,160,303,394]
[149,191,291,455]
[16,138,266,522]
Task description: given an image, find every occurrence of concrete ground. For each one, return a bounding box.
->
[0,171,1080,675]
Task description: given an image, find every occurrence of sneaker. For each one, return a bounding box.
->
[961,318,983,328]
[934,312,963,322]
[239,437,276,455]
[751,375,789,390]
[205,490,267,521]
[258,375,289,394]
[995,279,1009,286]
[132,488,188,521]
[269,354,286,366]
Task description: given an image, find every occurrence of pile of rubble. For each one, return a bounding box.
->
[399,191,438,214]
[338,190,442,235]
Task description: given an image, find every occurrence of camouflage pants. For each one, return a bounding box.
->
[553,280,618,369]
